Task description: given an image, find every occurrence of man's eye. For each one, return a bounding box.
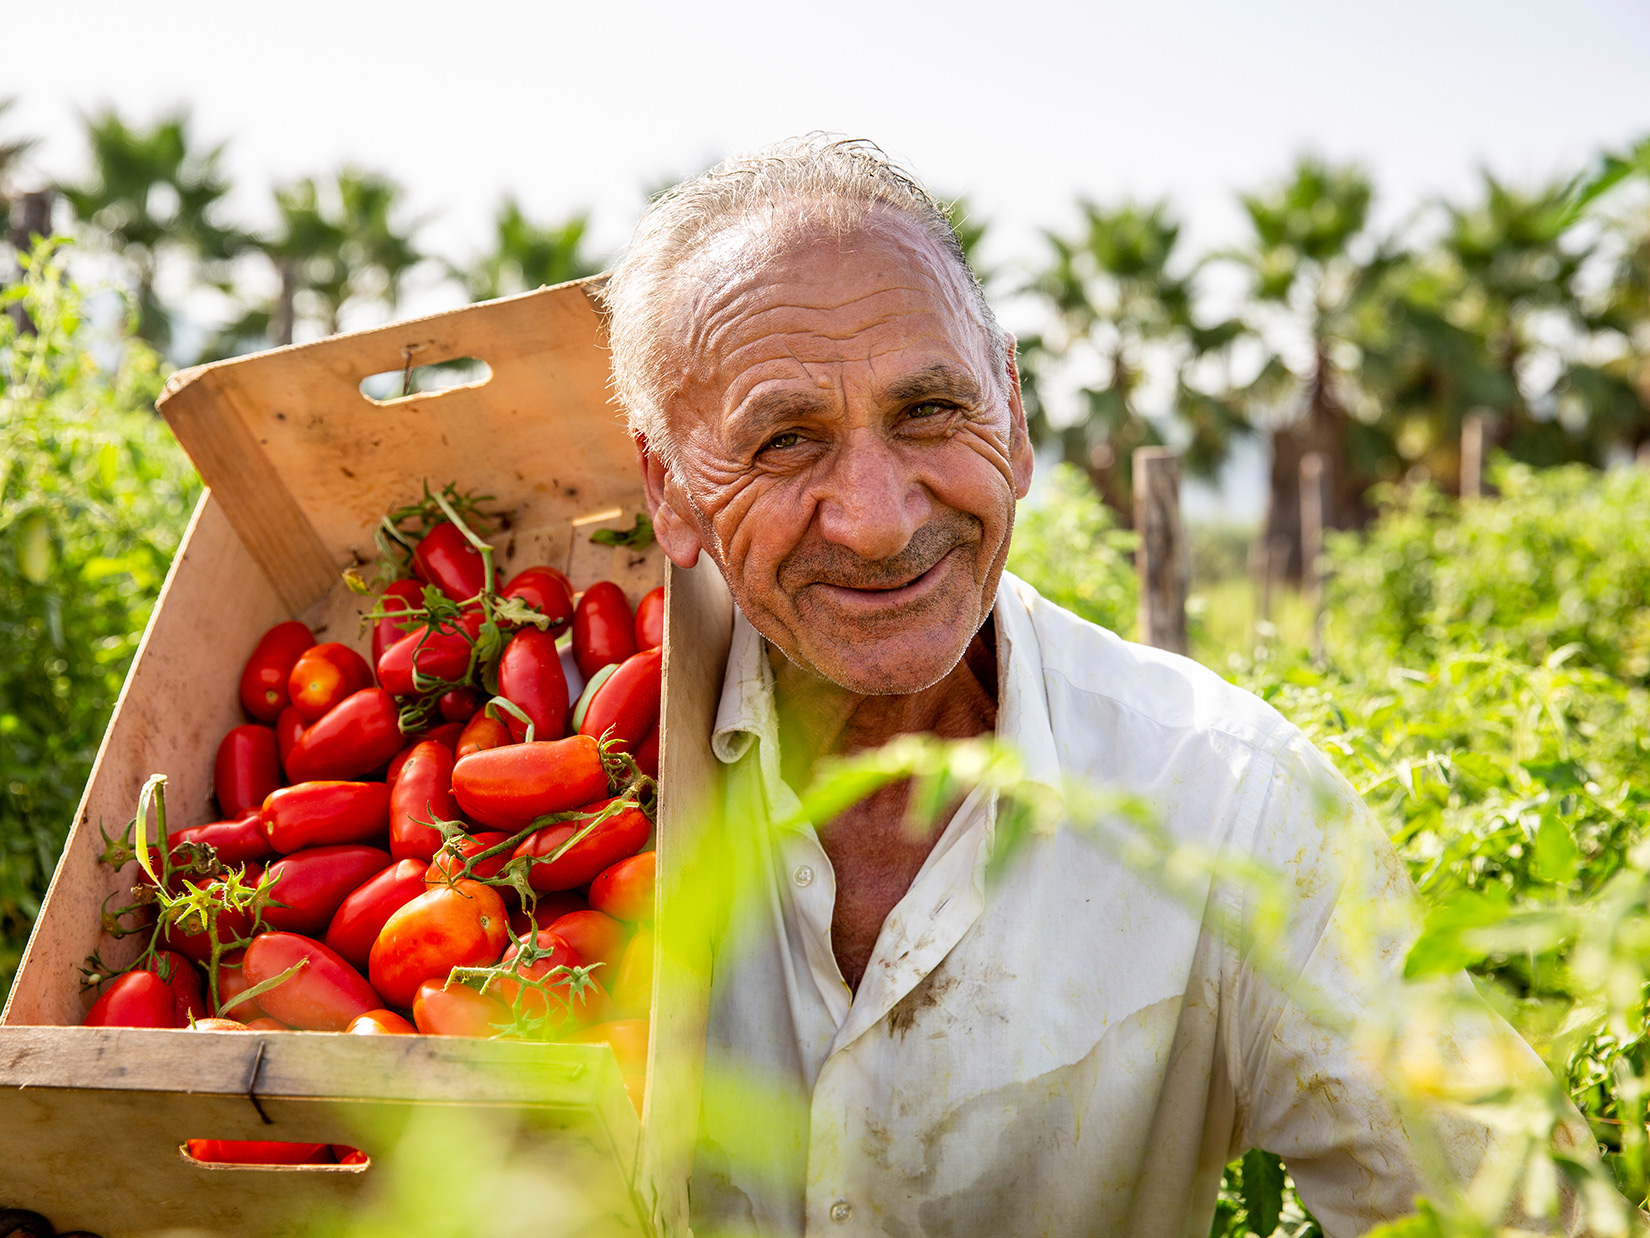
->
[766,431,803,451]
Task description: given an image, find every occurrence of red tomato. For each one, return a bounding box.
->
[572,581,637,678]
[261,845,392,937]
[501,566,575,636]
[413,522,488,603]
[412,979,510,1038]
[497,627,569,742]
[189,1016,249,1031]
[275,705,307,774]
[240,621,315,723]
[186,1140,328,1165]
[512,798,651,892]
[370,880,510,1009]
[324,858,429,970]
[547,910,629,976]
[633,586,665,650]
[566,1018,651,1076]
[372,578,427,666]
[426,831,512,886]
[455,711,511,760]
[424,720,466,751]
[334,1145,371,1165]
[438,687,484,723]
[288,642,373,723]
[590,851,656,923]
[242,932,382,1031]
[634,725,660,779]
[389,741,463,862]
[142,950,208,1024]
[214,949,264,1020]
[168,813,272,866]
[213,724,281,820]
[161,867,263,963]
[245,1016,290,1031]
[262,781,390,854]
[283,688,405,783]
[488,929,586,1023]
[347,1009,416,1034]
[85,970,179,1028]
[508,891,588,939]
[577,648,662,751]
[384,739,420,787]
[376,610,483,698]
[452,735,609,830]
[610,926,654,1017]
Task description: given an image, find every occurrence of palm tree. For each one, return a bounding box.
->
[210,167,424,356]
[454,197,600,302]
[60,108,242,350]
[1025,200,1245,520]
[1227,157,1396,580]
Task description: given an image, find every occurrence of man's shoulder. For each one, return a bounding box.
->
[1001,572,1296,763]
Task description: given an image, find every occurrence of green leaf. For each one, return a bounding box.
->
[1404,886,1511,978]
[1239,1148,1283,1236]
[589,512,654,550]
[1531,809,1579,886]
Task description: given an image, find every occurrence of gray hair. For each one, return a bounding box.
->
[600,134,1007,466]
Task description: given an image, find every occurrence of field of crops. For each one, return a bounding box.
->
[4,251,1650,1235]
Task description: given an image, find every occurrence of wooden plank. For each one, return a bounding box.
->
[638,557,734,1234]
[1133,448,1187,655]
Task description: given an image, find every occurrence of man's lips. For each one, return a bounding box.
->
[805,547,961,614]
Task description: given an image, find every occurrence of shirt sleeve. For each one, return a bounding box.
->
[1221,729,1588,1237]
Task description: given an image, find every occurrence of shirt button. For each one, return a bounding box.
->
[829,1200,852,1223]
[793,865,814,888]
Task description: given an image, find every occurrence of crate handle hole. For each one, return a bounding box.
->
[179,1140,371,1172]
[360,354,492,404]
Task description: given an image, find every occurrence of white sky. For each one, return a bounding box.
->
[8,0,1650,518]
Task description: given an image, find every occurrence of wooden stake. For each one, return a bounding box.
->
[1300,452,1328,660]
[1133,447,1187,655]
[1461,412,1490,499]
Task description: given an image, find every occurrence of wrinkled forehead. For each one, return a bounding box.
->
[658,207,997,425]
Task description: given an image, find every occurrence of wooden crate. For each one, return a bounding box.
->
[0,281,731,1237]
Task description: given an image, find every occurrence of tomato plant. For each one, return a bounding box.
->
[512,797,651,892]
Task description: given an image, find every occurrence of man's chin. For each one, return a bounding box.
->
[793,628,973,696]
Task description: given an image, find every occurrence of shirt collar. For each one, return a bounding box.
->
[709,570,1065,797]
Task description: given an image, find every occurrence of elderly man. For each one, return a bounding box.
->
[602,137,1579,1237]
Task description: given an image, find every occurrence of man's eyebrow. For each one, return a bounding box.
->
[727,388,835,442]
[881,364,984,407]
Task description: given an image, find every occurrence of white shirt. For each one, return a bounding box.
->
[691,571,1578,1238]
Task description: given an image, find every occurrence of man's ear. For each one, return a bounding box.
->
[1002,334,1035,500]
[634,432,705,569]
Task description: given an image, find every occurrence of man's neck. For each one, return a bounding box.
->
[772,617,1000,786]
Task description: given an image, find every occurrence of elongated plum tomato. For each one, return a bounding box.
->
[186,1140,327,1166]
[283,688,404,783]
[501,566,574,635]
[260,845,391,936]
[513,798,651,892]
[261,781,390,854]
[412,979,510,1038]
[142,949,208,1024]
[455,710,511,760]
[168,813,272,865]
[239,621,315,723]
[633,586,665,651]
[376,610,483,698]
[347,1008,416,1034]
[634,725,660,779]
[288,642,373,723]
[610,926,654,1017]
[566,1017,652,1077]
[439,686,484,723]
[548,910,629,975]
[275,705,306,775]
[572,582,637,679]
[488,929,588,1025]
[242,932,381,1031]
[213,724,281,820]
[215,949,263,1020]
[451,734,609,830]
[325,858,428,970]
[370,880,509,1009]
[389,741,462,862]
[577,648,662,750]
[84,970,178,1028]
[497,627,569,742]
[589,851,656,923]
[372,578,427,666]
[414,521,488,603]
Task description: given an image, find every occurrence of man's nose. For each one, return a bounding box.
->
[813,431,930,562]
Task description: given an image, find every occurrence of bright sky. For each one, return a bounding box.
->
[10,0,1650,517]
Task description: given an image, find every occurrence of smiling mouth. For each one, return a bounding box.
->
[810,548,959,611]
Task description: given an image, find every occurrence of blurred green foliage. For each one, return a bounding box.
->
[0,244,198,999]
[1006,462,1138,634]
